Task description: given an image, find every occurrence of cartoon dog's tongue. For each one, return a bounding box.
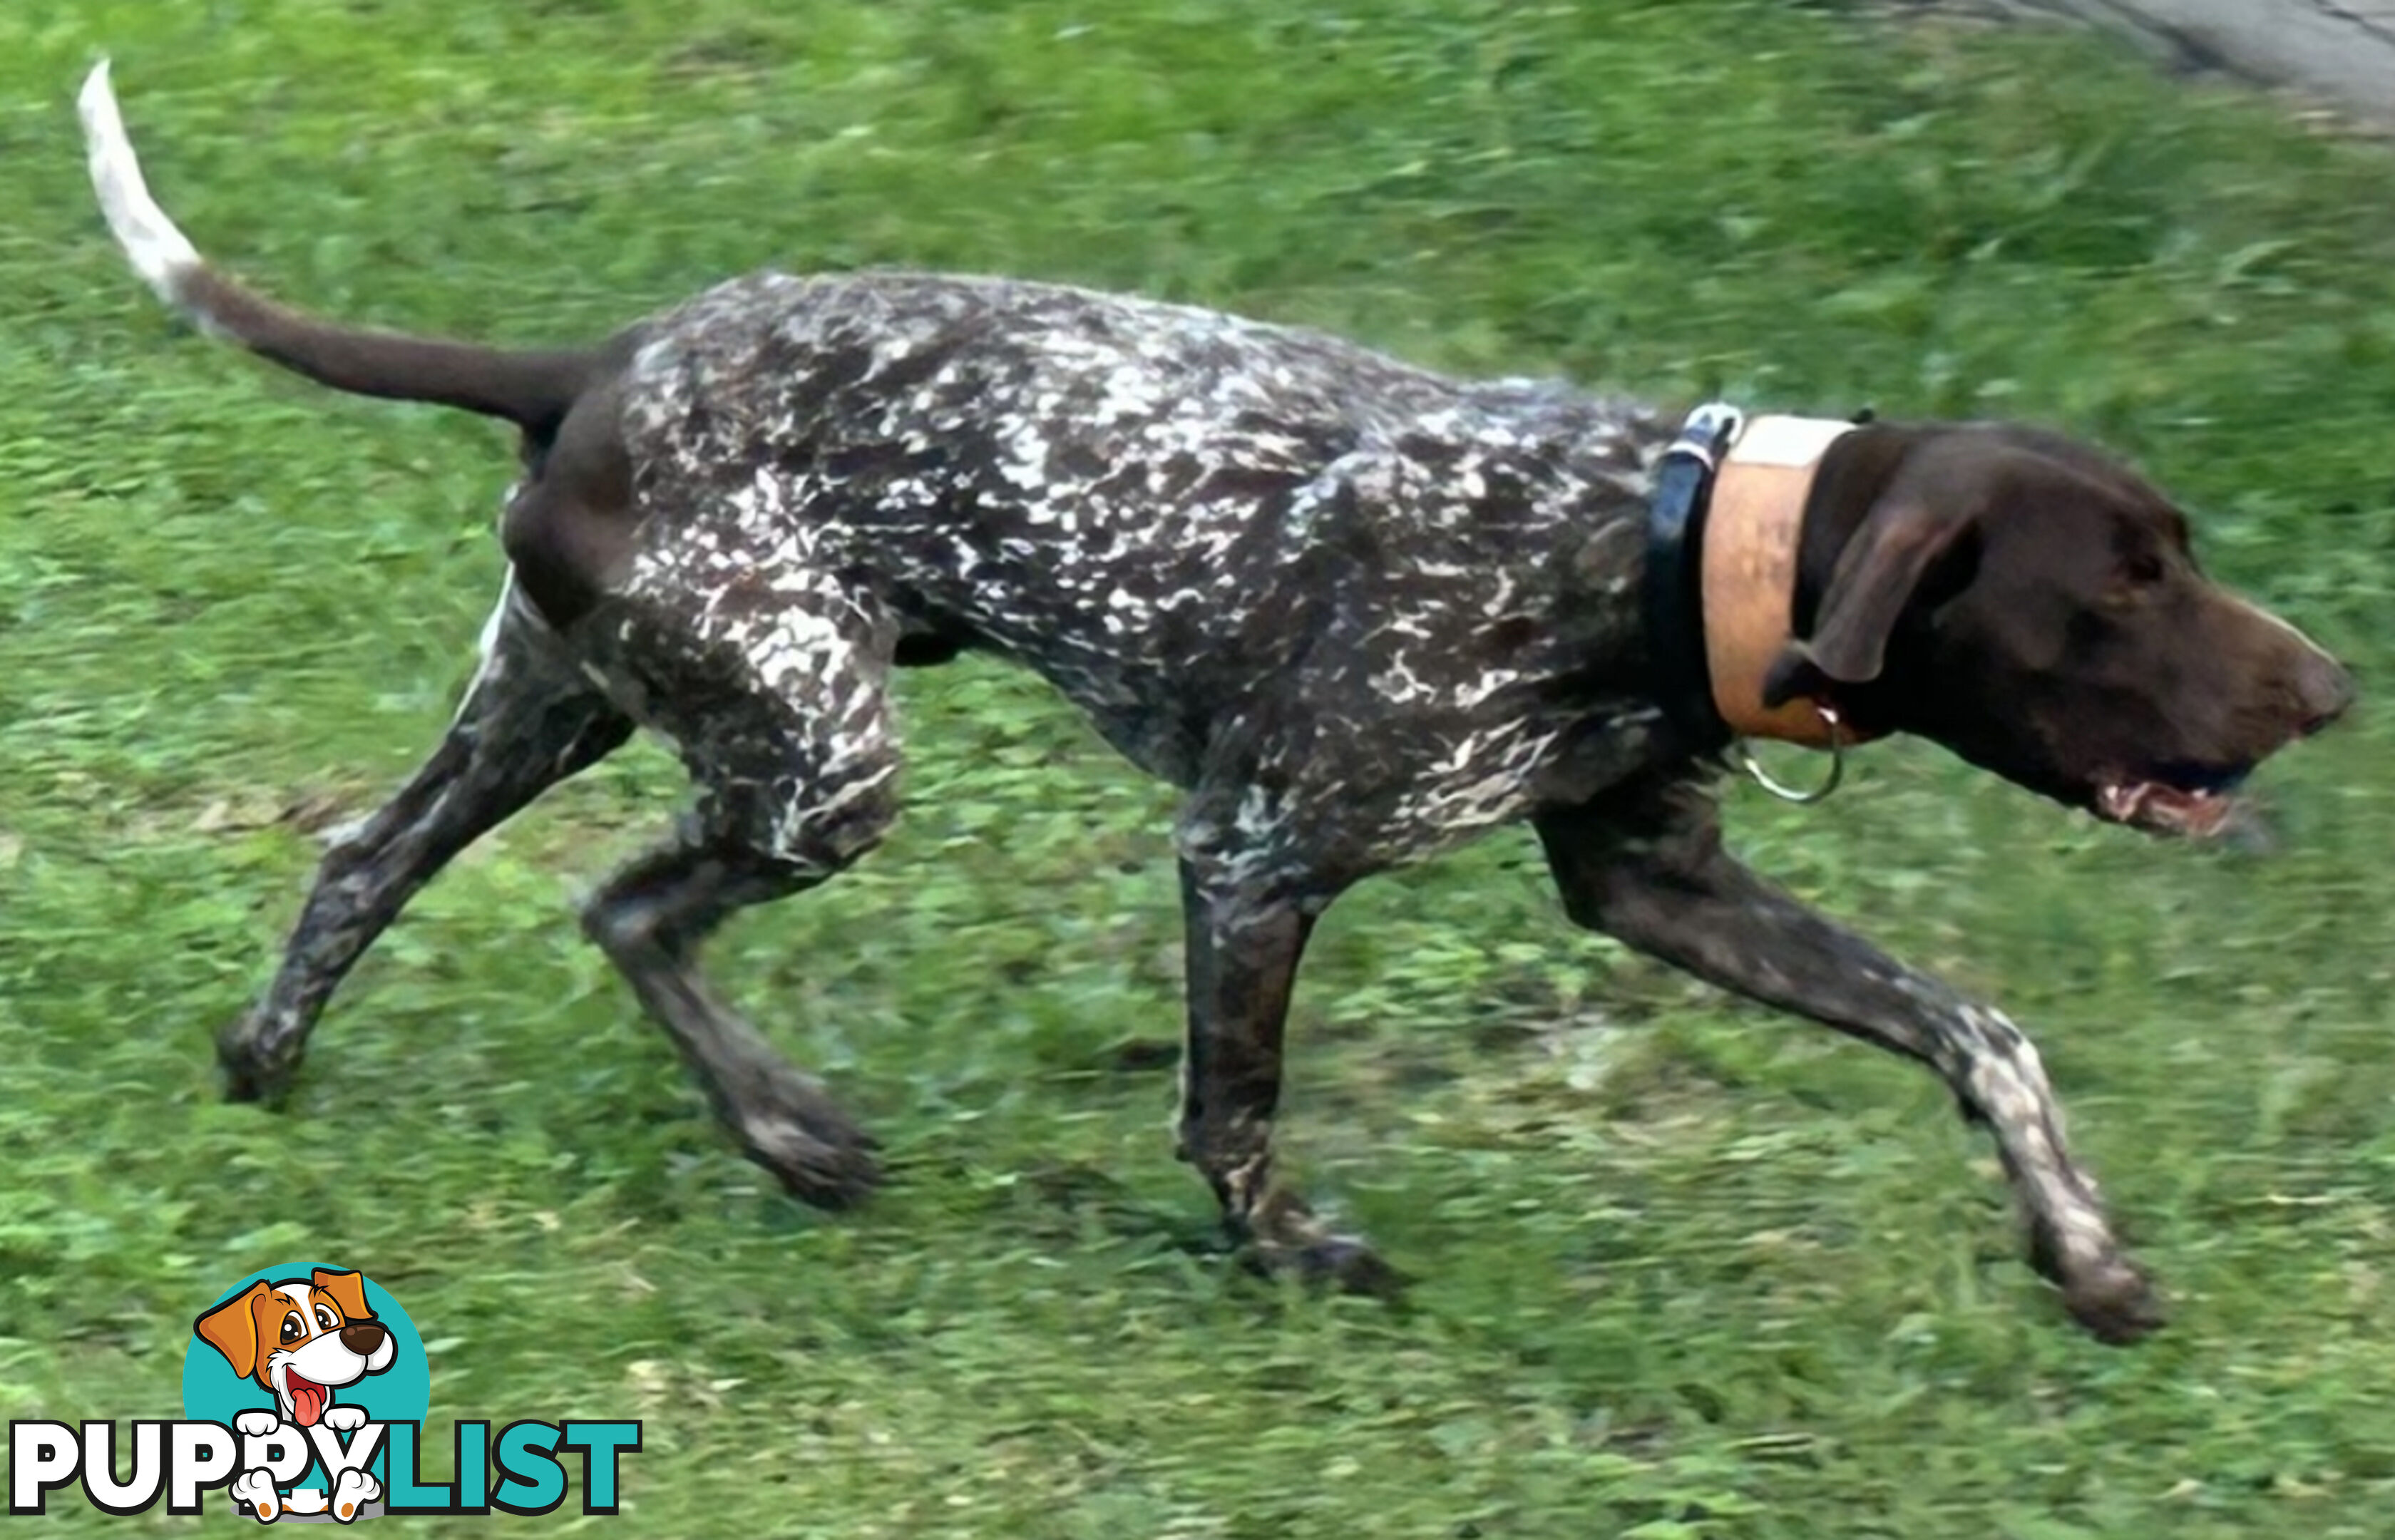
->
[288,1373,328,1427]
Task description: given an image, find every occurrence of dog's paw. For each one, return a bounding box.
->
[1271,1233,1412,1302]
[216,1017,302,1106]
[319,1405,368,1433]
[1238,1215,1411,1302]
[2060,1256,2165,1345]
[737,1072,883,1210]
[331,1469,381,1523]
[1227,1185,1410,1302]
[234,1410,283,1439]
[229,1469,282,1524]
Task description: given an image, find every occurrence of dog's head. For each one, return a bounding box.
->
[1762,422,2352,836]
[193,1268,396,1428]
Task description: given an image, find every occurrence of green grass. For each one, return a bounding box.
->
[5,0,2395,1533]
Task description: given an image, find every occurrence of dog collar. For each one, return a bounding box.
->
[1704,412,1874,748]
[1645,404,1875,753]
[1642,403,1744,754]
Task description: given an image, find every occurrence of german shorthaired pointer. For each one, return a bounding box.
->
[85,64,2351,1342]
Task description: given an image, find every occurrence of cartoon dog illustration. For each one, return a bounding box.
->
[195,1268,394,1522]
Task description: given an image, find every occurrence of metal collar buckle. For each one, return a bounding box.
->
[1732,704,1846,805]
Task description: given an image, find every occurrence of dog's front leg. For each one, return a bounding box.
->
[1172,858,1401,1297]
[1534,777,2161,1343]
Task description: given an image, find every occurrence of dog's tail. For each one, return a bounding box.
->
[79,61,597,431]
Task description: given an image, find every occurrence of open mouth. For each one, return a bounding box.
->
[2093,764,2250,838]
[287,1370,329,1427]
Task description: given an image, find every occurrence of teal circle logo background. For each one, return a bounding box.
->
[181,1261,431,1484]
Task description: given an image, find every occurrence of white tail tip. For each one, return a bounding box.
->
[80,58,205,307]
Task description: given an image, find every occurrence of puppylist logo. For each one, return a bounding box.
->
[9,1263,640,1522]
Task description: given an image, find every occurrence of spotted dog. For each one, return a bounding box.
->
[83,64,2351,1342]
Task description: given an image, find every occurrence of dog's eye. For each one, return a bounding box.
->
[280,1312,306,1344]
[314,1305,339,1331]
[2104,550,2168,608]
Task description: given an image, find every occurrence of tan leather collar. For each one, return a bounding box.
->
[1700,414,1878,749]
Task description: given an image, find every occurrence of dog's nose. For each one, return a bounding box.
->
[339,1320,388,1356]
[2296,650,2356,736]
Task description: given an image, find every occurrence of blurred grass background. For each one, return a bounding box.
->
[4,1,2394,1534]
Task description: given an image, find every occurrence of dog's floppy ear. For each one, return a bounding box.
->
[195,1281,270,1375]
[1763,498,1976,708]
[311,1268,375,1323]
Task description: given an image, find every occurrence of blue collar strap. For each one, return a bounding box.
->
[1642,401,1745,754]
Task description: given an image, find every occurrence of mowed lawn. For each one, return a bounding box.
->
[5,0,2395,1534]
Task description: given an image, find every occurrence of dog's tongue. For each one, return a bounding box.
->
[289,1374,327,1427]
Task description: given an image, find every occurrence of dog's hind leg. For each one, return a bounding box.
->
[219,575,633,1102]
[578,559,901,1207]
